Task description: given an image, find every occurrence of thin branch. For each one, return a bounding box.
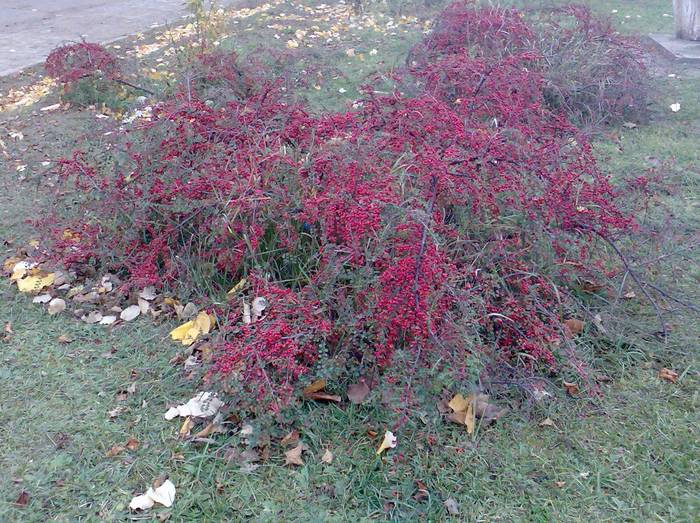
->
[113,78,155,96]
[596,232,667,339]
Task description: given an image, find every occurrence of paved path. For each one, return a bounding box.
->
[0,1,207,76]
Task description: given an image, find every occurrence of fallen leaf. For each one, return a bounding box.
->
[108,406,126,418]
[100,315,117,325]
[194,421,224,439]
[280,430,300,446]
[120,304,141,321]
[125,437,140,451]
[413,480,429,501]
[48,298,66,315]
[376,430,397,455]
[563,381,580,396]
[564,318,585,336]
[32,294,52,304]
[285,444,305,466]
[57,334,73,344]
[447,393,475,434]
[242,301,251,324]
[304,391,342,402]
[658,367,678,383]
[179,416,194,438]
[444,497,459,515]
[251,296,268,321]
[227,278,247,295]
[14,490,30,507]
[169,311,213,346]
[82,311,103,324]
[4,322,12,334]
[321,448,333,463]
[182,302,197,319]
[303,379,327,395]
[448,393,470,413]
[138,298,150,314]
[164,392,224,420]
[17,272,55,293]
[106,444,125,457]
[539,417,556,428]
[347,381,370,404]
[129,494,154,511]
[554,480,566,488]
[129,479,176,511]
[139,286,157,301]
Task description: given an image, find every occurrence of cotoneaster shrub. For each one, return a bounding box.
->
[408,3,648,128]
[45,42,127,109]
[45,42,120,84]
[36,3,641,412]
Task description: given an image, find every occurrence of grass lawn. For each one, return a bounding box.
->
[0,1,698,521]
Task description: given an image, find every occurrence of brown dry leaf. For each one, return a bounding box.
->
[473,395,508,425]
[413,480,429,502]
[304,391,342,402]
[120,304,141,322]
[554,480,566,488]
[57,334,73,344]
[564,318,585,336]
[658,368,679,383]
[539,417,556,428]
[444,497,459,515]
[581,279,604,293]
[193,422,223,439]
[47,298,66,315]
[108,406,126,418]
[563,381,580,396]
[106,444,125,457]
[125,437,140,451]
[303,379,327,395]
[3,322,12,334]
[347,381,370,404]
[321,448,333,464]
[285,444,305,466]
[280,430,300,446]
[14,490,29,507]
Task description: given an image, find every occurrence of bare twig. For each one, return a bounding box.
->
[596,232,667,339]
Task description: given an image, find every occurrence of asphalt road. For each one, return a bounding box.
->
[0,1,200,76]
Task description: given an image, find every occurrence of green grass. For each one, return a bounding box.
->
[1,0,698,521]
[1,279,697,521]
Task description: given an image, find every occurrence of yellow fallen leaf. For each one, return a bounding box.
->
[182,325,201,346]
[448,393,476,434]
[303,379,327,395]
[194,311,212,334]
[17,272,55,293]
[464,400,475,435]
[227,278,247,295]
[171,311,215,345]
[448,393,469,412]
[376,430,397,455]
